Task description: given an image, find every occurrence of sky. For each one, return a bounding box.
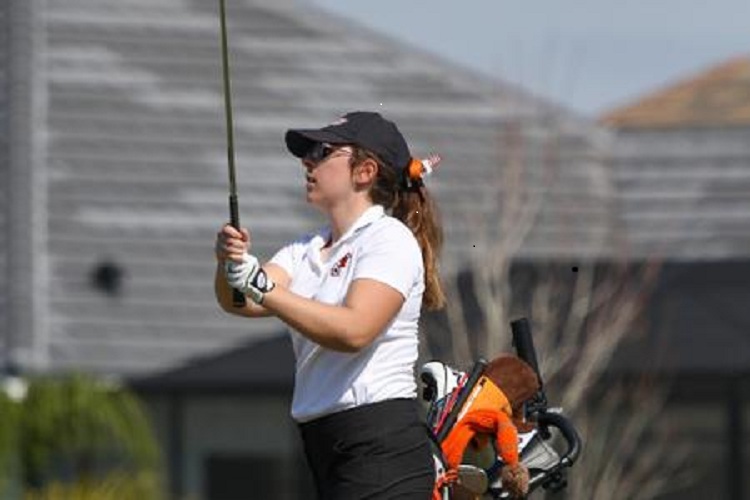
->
[310,0,750,117]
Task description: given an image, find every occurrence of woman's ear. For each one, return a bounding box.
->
[353,158,378,185]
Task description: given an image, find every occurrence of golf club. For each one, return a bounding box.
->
[219,0,246,307]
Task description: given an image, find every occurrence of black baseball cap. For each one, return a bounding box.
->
[285,111,411,171]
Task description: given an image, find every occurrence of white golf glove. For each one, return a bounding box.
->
[224,253,275,304]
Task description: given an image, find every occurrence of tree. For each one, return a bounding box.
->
[0,373,165,500]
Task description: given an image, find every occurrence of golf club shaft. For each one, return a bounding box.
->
[219,0,246,307]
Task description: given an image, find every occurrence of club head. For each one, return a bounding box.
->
[457,464,488,495]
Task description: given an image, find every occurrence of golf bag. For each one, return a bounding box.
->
[422,318,581,499]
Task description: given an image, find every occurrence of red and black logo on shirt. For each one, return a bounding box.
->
[330,252,352,277]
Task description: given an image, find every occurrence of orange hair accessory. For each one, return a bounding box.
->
[407,153,442,182]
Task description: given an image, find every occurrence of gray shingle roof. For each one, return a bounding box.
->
[611,127,750,259]
[5,0,614,376]
[603,60,750,261]
[601,57,750,259]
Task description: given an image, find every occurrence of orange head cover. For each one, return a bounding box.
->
[441,375,519,469]
[438,363,533,498]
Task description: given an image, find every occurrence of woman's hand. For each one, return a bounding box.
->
[225,252,276,304]
[213,224,290,317]
[215,224,251,263]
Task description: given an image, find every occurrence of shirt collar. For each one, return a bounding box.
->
[331,205,384,249]
[307,205,385,272]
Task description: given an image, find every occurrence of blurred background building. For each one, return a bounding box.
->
[601,57,750,500]
[1,0,748,499]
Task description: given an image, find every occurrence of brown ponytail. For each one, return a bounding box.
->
[350,147,446,310]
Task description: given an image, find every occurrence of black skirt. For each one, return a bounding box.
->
[299,398,435,500]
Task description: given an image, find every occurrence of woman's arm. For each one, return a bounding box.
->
[260,278,404,352]
[217,224,409,350]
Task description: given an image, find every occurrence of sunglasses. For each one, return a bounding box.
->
[304,143,351,164]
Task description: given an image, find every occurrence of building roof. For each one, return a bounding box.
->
[131,332,294,394]
[4,0,615,376]
[599,56,750,260]
[601,56,750,128]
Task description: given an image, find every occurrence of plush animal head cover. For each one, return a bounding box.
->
[483,354,541,432]
[439,355,540,499]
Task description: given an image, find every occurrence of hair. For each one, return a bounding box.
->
[350,146,446,310]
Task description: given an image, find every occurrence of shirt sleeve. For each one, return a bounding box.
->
[351,222,423,298]
[268,234,310,277]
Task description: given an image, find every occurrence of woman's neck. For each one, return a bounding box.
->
[327,197,374,243]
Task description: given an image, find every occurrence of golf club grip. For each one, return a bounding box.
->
[229,195,246,308]
[436,358,488,443]
[511,318,542,387]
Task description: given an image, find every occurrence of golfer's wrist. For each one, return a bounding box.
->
[244,268,275,304]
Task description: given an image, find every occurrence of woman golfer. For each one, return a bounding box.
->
[214,111,444,499]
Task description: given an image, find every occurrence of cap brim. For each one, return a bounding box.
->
[285,129,350,158]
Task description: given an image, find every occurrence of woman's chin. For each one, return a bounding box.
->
[305,193,322,208]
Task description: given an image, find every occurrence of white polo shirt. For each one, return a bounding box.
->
[269,205,425,423]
